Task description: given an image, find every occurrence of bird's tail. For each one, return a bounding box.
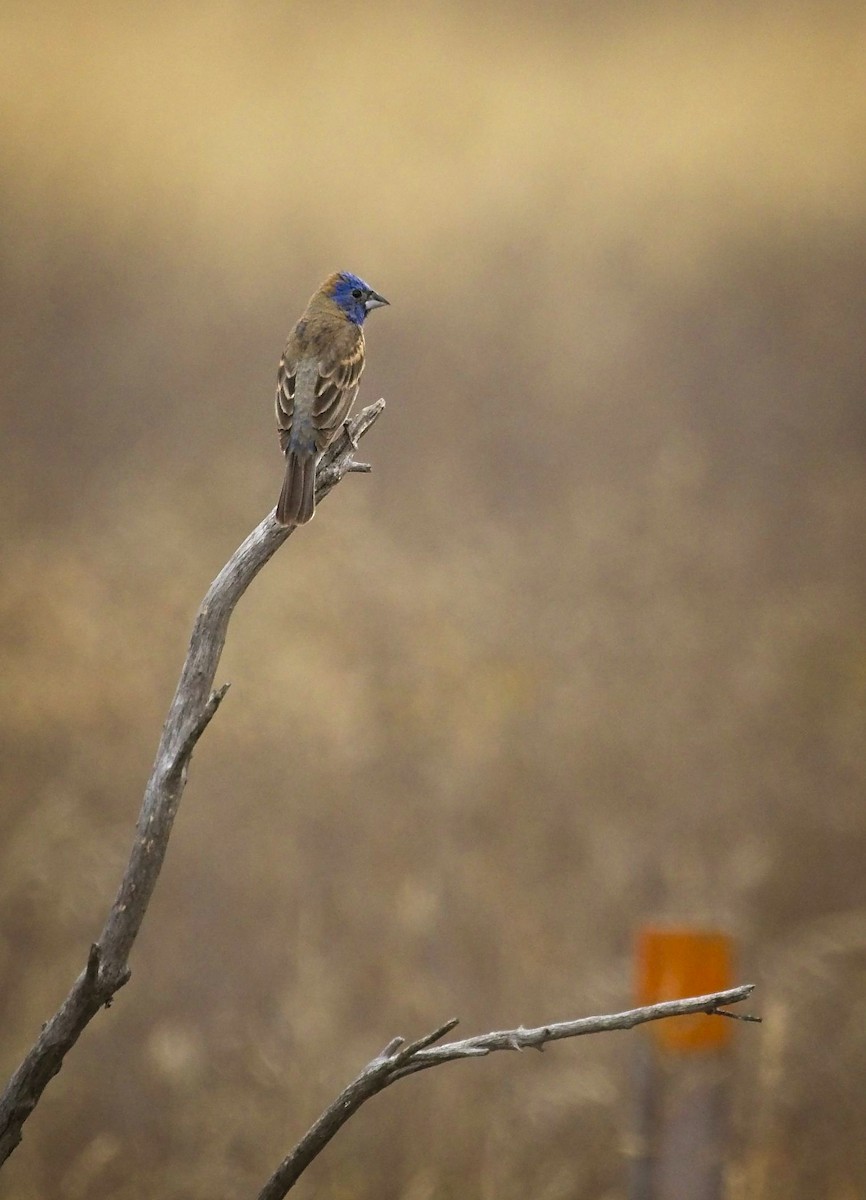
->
[276,451,316,526]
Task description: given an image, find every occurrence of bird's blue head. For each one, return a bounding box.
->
[327,272,389,325]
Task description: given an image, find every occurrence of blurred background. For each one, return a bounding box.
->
[2,2,866,1197]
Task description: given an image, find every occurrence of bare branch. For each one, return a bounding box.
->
[0,401,386,1168]
[257,985,758,1199]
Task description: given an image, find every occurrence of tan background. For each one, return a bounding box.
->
[2,3,866,1197]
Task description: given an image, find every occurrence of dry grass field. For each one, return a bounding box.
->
[2,3,865,1197]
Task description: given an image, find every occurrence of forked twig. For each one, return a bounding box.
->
[257,984,758,1199]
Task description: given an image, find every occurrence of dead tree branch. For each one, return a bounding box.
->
[0,401,386,1168]
[257,984,759,1199]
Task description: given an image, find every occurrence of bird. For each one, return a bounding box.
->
[274,271,389,526]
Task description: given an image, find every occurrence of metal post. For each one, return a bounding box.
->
[628,929,734,1200]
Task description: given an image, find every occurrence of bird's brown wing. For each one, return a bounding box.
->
[311,339,365,447]
[275,352,297,454]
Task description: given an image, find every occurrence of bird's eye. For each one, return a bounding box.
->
[351,288,363,299]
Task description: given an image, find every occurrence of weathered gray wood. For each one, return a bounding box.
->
[257,986,758,1200]
[0,400,386,1167]
[0,393,761,1198]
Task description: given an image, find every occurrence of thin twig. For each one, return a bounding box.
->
[0,401,386,1168]
[256,984,758,1199]
[712,1007,762,1023]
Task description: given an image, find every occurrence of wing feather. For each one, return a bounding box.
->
[275,356,296,427]
[308,340,365,441]
[276,324,365,454]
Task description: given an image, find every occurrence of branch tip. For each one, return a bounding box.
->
[379,1037,404,1059]
[398,1018,460,1060]
[712,1008,762,1023]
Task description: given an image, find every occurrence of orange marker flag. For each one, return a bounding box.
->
[637,928,734,1053]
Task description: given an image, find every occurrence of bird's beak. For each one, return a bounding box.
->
[365,291,389,311]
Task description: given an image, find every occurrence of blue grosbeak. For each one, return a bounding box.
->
[275,271,389,526]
